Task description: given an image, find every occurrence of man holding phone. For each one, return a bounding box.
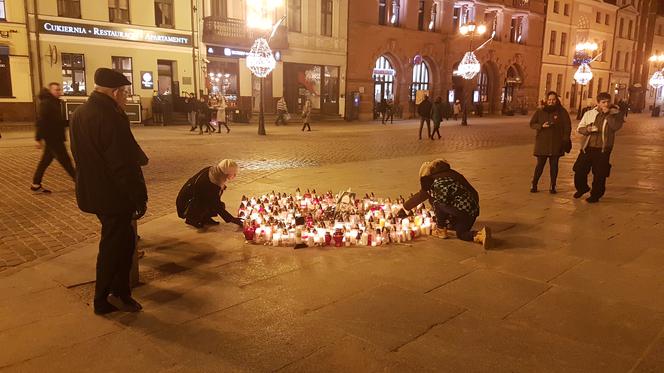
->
[573,92,624,203]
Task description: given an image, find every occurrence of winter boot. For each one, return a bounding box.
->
[473,227,492,250]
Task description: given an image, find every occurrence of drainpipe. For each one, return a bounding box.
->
[32,0,43,89]
[23,0,37,114]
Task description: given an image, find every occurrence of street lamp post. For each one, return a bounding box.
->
[457,23,487,126]
[648,54,664,117]
[573,42,598,119]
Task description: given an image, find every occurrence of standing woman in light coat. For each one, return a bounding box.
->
[301,96,312,132]
[215,95,230,133]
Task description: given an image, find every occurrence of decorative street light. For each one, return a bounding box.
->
[648,54,664,117]
[573,42,599,119]
[456,22,487,126]
[246,37,276,135]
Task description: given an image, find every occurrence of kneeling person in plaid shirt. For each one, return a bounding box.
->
[400,159,491,249]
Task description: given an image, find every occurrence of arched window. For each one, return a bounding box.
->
[410,60,430,101]
[373,55,395,103]
[477,66,489,103]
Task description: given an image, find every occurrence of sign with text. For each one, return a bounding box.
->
[38,20,192,47]
[140,71,154,90]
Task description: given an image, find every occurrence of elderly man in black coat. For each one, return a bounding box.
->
[31,82,76,193]
[70,68,148,315]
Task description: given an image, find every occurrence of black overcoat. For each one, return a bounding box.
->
[529,105,572,157]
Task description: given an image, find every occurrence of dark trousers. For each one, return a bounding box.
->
[574,148,612,199]
[94,213,136,306]
[302,122,311,131]
[435,205,476,242]
[32,141,76,185]
[532,155,560,187]
[275,110,288,125]
[383,111,393,124]
[419,117,431,139]
[217,121,229,133]
[432,121,442,139]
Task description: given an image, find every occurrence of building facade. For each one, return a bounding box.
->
[0,0,33,121]
[15,0,201,122]
[540,0,619,113]
[201,0,348,119]
[346,0,545,121]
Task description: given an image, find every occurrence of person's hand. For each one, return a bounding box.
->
[232,217,243,227]
[397,209,408,219]
[133,203,147,220]
[542,123,550,128]
[35,140,42,149]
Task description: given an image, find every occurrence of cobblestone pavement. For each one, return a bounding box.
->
[0,114,661,271]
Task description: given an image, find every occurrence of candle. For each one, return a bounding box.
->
[272,232,281,246]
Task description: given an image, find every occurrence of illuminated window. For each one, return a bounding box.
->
[410,61,430,101]
[112,56,133,94]
[0,0,6,20]
[109,0,130,23]
[61,53,86,96]
[58,0,81,18]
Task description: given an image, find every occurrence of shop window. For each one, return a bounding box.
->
[553,1,559,13]
[549,31,556,55]
[321,0,333,36]
[0,0,6,21]
[211,0,227,19]
[510,16,524,44]
[556,74,562,94]
[112,56,133,94]
[155,0,174,28]
[563,3,569,16]
[410,61,430,102]
[287,0,301,32]
[429,2,437,31]
[109,0,130,23]
[58,0,81,18]
[417,0,425,31]
[0,46,12,97]
[61,53,86,96]
[560,32,567,56]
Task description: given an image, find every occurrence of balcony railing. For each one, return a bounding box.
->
[203,17,288,50]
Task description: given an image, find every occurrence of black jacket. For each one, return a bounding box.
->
[176,166,236,224]
[418,99,433,119]
[404,164,479,211]
[69,92,148,215]
[35,89,67,143]
[529,105,572,156]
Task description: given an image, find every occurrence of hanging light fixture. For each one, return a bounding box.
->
[574,63,593,85]
[246,37,276,78]
[456,51,481,80]
[649,70,664,89]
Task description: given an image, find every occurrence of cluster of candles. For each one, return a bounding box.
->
[238,189,437,248]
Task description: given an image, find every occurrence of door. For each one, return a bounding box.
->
[157,60,174,95]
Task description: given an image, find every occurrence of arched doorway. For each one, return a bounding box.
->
[372,55,396,119]
[502,64,523,113]
[410,60,430,102]
[477,62,498,114]
[452,61,464,103]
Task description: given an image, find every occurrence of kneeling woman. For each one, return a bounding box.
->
[176,159,243,228]
[400,159,491,249]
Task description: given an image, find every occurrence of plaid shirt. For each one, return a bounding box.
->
[430,176,480,217]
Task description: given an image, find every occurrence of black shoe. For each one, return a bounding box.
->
[110,295,143,312]
[204,218,220,225]
[586,196,600,203]
[227,127,230,133]
[30,184,52,194]
[530,185,538,193]
[185,219,204,229]
[550,186,557,194]
[573,188,590,199]
[94,300,120,315]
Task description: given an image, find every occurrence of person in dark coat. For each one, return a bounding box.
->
[196,97,214,135]
[442,100,453,121]
[69,68,148,315]
[418,95,433,140]
[151,91,164,125]
[31,82,76,193]
[176,159,243,228]
[431,96,443,140]
[398,159,491,249]
[528,91,572,194]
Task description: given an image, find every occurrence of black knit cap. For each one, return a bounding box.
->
[94,68,131,88]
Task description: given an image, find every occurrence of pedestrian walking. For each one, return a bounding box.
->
[442,100,453,121]
[197,97,214,135]
[431,96,443,140]
[275,96,289,126]
[186,93,197,131]
[573,92,624,203]
[379,98,388,124]
[528,91,572,194]
[31,82,76,193]
[418,95,433,140]
[384,98,394,124]
[176,159,243,229]
[399,159,491,249]
[69,68,148,315]
[215,95,230,133]
[151,91,164,125]
[302,97,312,132]
[453,100,461,121]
